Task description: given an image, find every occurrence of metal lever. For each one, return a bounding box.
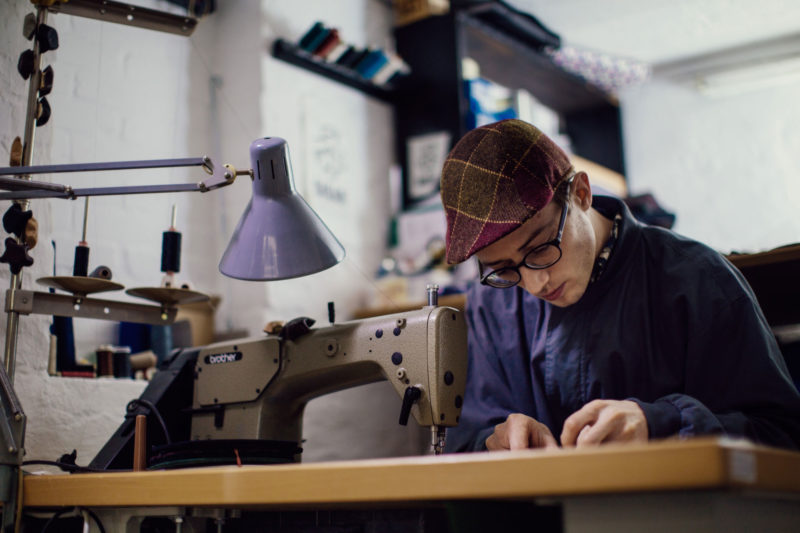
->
[398,386,421,426]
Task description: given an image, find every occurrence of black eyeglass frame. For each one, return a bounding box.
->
[479,182,572,289]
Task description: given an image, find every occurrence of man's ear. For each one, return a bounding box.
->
[572,171,593,210]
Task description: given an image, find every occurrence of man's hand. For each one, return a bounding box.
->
[485,413,559,451]
[560,399,648,447]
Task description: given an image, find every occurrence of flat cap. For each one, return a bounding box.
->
[440,119,574,264]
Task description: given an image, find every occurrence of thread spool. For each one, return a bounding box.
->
[96,345,114,377]
[89,264,112,280]
[112,346,132,378]
[72,244,89,276]
[160,231,181,273]
[161,205,181,274]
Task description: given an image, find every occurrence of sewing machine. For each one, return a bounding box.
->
[90,293,467,469]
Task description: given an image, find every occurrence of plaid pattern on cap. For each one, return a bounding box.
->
[441,119,574,264]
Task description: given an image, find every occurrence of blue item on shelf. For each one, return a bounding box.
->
[353,49,379,72]
[464,77,517,130]
[298,21,325,50]
[343,48,370,69]
[301,26,330,54]
[334,45,357,66]
[358,50,389,79]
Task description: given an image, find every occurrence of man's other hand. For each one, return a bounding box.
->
[561,399,648,447]
[485,413,559,451]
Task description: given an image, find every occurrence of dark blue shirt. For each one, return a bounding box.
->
[447,196,800,451]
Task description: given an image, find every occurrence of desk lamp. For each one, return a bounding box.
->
[0,137,346,281]
[219,138,344,280]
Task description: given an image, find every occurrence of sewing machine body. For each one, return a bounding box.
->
[191,305,467,446]
[90,303,467,469]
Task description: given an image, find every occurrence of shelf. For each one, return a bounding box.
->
[462,1,560,51]
[271,39,397,103]
[460,15,615,114]
[393,8,625,208]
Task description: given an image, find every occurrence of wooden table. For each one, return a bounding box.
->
[22,437,800,532]
[22,437,799,507]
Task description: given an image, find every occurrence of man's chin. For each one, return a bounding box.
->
[552,282,588,308]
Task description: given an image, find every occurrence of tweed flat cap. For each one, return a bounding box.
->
[441,119,574,264]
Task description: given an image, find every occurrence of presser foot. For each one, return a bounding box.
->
[431,426,446,455]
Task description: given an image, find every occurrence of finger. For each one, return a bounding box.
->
[561,401,604,446]
[536,430,560,449]
[529,421,558,449]
[485,429,508,451]
[576,420,613,447]
[577,425,592,443]
[576,409,622,447]
[508,420,531,450]
[601,406,648,443]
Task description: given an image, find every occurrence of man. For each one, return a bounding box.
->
[441,118,800,452]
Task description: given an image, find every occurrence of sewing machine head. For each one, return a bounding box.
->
[188,301,467,459]
[91,289,467,469]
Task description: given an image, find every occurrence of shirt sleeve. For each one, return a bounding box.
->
[633,280,800,449]
[445,284,536,452]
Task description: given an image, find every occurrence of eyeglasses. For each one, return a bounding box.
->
[479,191,570,289]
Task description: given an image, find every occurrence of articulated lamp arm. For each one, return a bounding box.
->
[0,156,247,200]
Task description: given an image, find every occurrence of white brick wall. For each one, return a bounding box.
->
[1,0,426,467]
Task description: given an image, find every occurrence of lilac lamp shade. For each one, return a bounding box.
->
[218,137,345,281]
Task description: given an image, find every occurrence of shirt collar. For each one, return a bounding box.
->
[589,210,623,284]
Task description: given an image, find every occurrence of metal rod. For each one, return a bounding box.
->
[2,292,20,381]
[19,7,47,191]
[0,156,209,176]
[0,176,69,193]
[3,6,47,381]
[0,365,23,423]
[0,416,17,455]
[0,182,202,201]
[133,415,147,471]
[81,197,89,243]
[426,284,440,307]
[171,204,177,229]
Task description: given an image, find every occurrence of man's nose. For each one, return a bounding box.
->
[519,267,549,295]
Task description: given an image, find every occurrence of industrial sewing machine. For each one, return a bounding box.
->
[90,291,467,469]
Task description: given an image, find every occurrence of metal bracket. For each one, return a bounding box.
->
[5,289,177,325]
[43,0,199,36]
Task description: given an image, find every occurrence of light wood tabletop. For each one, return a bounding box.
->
[23,437,800,509]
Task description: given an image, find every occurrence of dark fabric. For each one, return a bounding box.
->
[447,196,800,452]
[441,119,574,264]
